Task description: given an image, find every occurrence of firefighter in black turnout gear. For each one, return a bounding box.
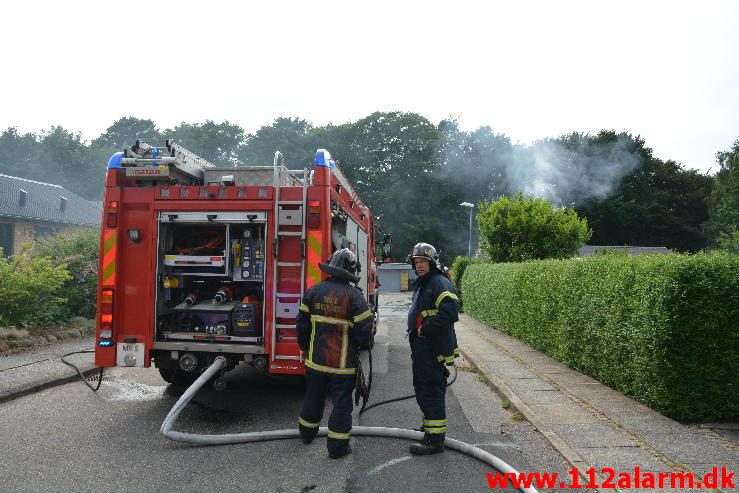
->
[297,248,373,459]
[407,242,460,455]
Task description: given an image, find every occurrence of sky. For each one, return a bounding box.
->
[1,1,737,174]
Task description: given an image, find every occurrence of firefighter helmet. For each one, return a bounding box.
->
[408,242,441,271]
[319,248,360,283]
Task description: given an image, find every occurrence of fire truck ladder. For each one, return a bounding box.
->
[271,151,308,363]
[120,140,215,184]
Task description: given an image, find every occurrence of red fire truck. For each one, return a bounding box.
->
[94,141,390,386]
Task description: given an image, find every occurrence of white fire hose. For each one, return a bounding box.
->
[160,356,539,493]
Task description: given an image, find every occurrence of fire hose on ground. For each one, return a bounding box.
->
[160,356,540,493]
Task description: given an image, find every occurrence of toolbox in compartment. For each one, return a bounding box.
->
[164,300,262,342]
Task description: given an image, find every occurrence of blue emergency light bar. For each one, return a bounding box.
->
[107,152,124,169]
[98,339,114,347]
[314,149,335,168]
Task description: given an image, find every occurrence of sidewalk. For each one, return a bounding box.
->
[456,314,738,491]
[0,337,96,403]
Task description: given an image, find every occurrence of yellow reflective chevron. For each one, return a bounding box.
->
[353,310,372,323]
[434,291,459,308]
[300,303,310,313]
[306,230,322,288]
[101,229,117,286]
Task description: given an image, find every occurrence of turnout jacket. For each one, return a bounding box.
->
[407,270,460,365]
[297,277,373,376]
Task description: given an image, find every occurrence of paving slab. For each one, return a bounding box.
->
[0,338,96,403]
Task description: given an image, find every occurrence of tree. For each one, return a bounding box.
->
[92,117,162,150]
[0,127,41,178]
[717,227,739,254]
[241,117,317,166]
[166,120,246,165]
[573,133,712,252]
[35,126,95,198]
[434,121,515,259]
[336,112,444,259]
[477,192,591,262]
[706,139,739,246]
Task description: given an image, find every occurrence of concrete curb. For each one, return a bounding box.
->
[0,364,100,404]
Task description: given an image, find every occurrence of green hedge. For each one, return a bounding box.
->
[451,256,472,294]
[462,252,739,420]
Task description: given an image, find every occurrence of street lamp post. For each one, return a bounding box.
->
[460,202,474,259]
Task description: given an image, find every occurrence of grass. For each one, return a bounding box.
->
[501,399,511,410]
[511,412,525,422]
[478,374,489,384]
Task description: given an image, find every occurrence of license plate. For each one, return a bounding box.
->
[116,342,145,367]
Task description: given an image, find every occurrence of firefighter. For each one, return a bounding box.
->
[407,242,460,455]
[297,248,373,459]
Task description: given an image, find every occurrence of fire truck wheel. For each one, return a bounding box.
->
[158,367,198,386]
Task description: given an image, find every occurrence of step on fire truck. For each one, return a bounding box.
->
[95,140,391,386]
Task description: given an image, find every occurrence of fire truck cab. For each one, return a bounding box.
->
[95,141,389,385]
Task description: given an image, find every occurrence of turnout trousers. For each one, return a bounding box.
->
[298,370,356,454]
[409,332,447,443]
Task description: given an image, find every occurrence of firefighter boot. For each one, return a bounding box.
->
[299,422,319,444]
[409,438,445,455]
[329,445,352,459]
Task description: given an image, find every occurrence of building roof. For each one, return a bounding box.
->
[378,262,413,270]
[0,174,101,226]
[578,245,669,256]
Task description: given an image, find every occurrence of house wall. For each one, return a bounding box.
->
[0,218,93,257]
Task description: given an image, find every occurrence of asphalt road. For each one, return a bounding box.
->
[0,293,571,493]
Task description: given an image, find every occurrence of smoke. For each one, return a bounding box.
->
[510,135,643,206]
[429,130,645,259]
[439,130,644,208]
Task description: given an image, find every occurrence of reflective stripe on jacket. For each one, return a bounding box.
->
[297,278,372,376]
[408,270,460,364]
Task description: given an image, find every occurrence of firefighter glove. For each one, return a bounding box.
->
[354,360,369,407]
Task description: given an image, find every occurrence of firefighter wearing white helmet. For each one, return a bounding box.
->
[296,248,373,459]
[406,242,460,455]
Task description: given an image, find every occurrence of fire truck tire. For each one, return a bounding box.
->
[158,367,198,386]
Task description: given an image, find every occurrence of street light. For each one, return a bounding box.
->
[460,202,474,259]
